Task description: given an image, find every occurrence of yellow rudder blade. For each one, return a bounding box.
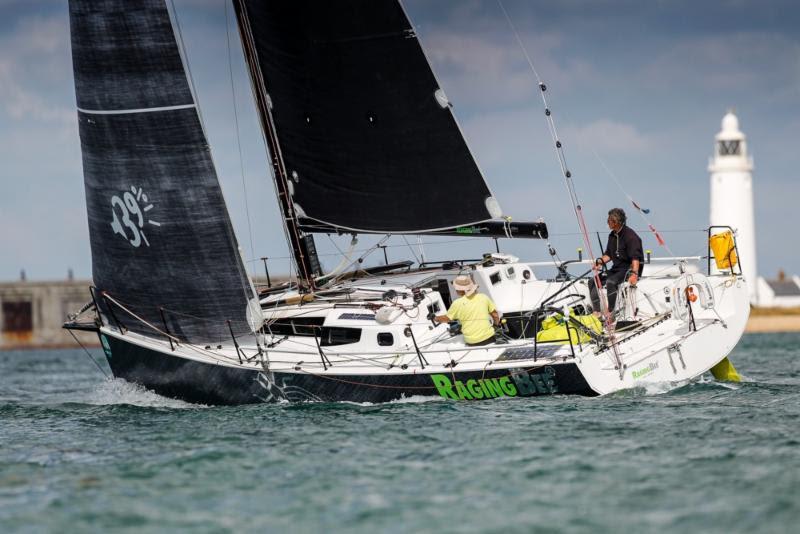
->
[710,357,741,382]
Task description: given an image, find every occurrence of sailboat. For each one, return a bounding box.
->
[64,0,749,405]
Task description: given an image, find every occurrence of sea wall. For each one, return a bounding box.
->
[745,307,800,333]
[0,276,282,349]
[0,279,98,349]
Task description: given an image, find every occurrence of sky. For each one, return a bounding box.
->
[0,0,798,282]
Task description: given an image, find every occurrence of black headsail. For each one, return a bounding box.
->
[69,0,257,343]
[232,1,513,248]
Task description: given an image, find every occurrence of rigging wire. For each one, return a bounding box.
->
[495,0,595,260]
[493,3,685,325]
[167,0,205,134]
[316,234,360,282]
[241,231,705,265]
[401,235,422,265]
[416,236,427,265]
[548,97,678,258]
[225,0,257,271]
[546,241,562,268]
[496,0,623,373]
[167,0,254,306]
[324,235,393,285]
[587,146,675,256]
[232,3,309,287]
[68,329,110,379]
[99,283,598,378]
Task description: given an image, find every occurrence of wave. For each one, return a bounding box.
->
[605,380,689,397]
[343,394,448,407]
[84,378,204,409]
[606,373,751,398]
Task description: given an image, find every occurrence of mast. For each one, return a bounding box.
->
[232,0,320,291]
[231,0,548,284]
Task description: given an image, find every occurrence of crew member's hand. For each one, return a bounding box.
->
[628,273,638,286]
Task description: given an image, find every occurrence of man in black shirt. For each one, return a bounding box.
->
[590,208,644,317]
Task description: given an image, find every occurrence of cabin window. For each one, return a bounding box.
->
[263,317,324,336]
[490,272,502,285]
[436,279,452,308]
[377,332,394,346]
[319,327,361,346]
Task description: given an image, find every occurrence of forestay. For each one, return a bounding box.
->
[69,0,256,343]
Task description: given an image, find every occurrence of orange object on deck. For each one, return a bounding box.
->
[686,287,698,303]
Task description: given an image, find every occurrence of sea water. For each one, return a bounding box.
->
[1,333,798,533]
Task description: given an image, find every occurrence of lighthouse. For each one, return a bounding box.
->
[709,110,758,304]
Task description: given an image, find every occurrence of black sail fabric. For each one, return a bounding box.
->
[236,0,500,233]
[69,0,255,343]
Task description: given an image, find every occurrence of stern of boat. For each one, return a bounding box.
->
[575,269,750,395]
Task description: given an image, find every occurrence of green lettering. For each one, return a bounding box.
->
[483,378,505,398]
[531,373,547,394]
[499,376,518,396]
[454,380,473,400]
[478,379,495,398]
[466,379,484,399]
[431,374,458,400]
[543,367,559,393]
[632,365,655,380]
[511,372,537,395]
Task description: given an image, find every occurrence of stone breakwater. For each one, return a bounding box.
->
[746,313,800,333]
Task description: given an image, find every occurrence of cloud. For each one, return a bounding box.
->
[0,0,797,280]
[0,10,84,279]
[565,119,652,154]
[0,13,74,125]
[419,31,536,110]
[638,31,800,99]
[414,9,599,112]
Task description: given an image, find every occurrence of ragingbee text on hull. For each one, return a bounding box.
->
[63,0,749,405]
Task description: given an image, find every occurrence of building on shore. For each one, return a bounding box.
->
[0,278,98,349]
[0,275,283,350]
[756,271,800,308]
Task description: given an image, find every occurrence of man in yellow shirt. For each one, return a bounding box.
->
[432,275,500,346]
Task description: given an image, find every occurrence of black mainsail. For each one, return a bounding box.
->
[69,0,256,343]
[233,0,502,235]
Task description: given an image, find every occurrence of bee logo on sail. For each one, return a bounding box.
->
[109,186,161,247]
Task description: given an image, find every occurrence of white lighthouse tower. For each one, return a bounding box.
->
[709,110,758,304]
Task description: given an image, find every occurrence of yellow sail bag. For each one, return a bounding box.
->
[536,314,602,345]
[709,231,738,270]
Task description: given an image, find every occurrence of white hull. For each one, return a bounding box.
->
[87,258,750,403]
[576,274,749,394]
